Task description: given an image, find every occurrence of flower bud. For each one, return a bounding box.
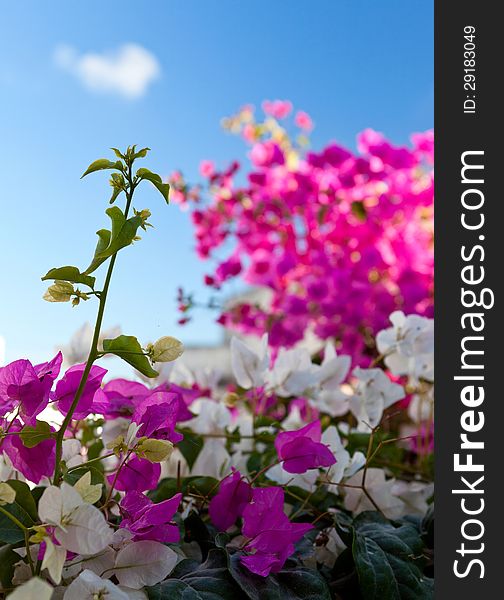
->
[0,482,16,506]
[148,336,184,363]
[43,281,75,303]
[136,438,174,463]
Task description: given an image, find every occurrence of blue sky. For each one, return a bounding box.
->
[0,0,433,366]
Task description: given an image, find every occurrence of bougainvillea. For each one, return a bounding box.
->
[172,101,434,363]
[0,145,434,599]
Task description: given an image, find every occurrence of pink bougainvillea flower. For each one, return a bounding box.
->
[209,469,251,531]
[120,490,182,543]
[0,352,62,424]
[249,141,285,168]
[92,378,150,419]
[261,99,292,119]
[274,421,336,474]
[2,419,55,483]
[110,455,161,492]
[199,160,215,178]
[294,110,313,131]
[241,487,312,576]
[132,391,183,443]
[55,363,107,419]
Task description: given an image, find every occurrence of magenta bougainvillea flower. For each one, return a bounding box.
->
[241,487,312,576]
[209,469,251,531]
[92,378,151,419]
[0,352,62,424]
[275,421,336,474]
[120,490,182,543]
[55,363,107,419]
[2,419,55,483]
[132,391,184,443]
[110,455,161,492]
[174,105,434,363]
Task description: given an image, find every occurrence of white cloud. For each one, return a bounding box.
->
[54,43,161,99]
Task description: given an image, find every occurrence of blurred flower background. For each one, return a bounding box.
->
[0,0,433,372]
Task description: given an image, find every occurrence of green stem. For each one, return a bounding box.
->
[66,452,116,473]
[52,170,135,485]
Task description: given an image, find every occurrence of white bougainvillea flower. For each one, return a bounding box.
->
[376,311,434,381]
[7,577,53,600]
[343,468,405,519]
[309,343,351,416]
[183,399,232,478]
[38,483,113,555]
[265,463,318,491]
[113,540,178,589]
[61,439,83,469]
[349,367,405,430]
[321,426,365,491]
[41,537,67,585]
[391,480,434,516]
[183,398,231,435]
[408,385,434,424]
[231,333,269,389]
[63,569,128,599]
[267,346,317,397]
[314,528,347,568]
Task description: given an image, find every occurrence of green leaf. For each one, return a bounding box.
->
[134,147,150,160]
[0,544,19,589]
[84,207,144,275]
[5,481,38,521]
[84,229,111,275]
[351,512,433,600]
[64,465,105,487]
[102,335,158,378]
[177,431,204,469]
[19,420,54,448]
[150,477,218,504]
[81,158,123,178]
[96,207,143,259]
[229,554,331,600]
[0,481,36,543]
[147,549,239,600]
[351,200,367,221]
[136,167,170,203]
[41,266,96,289]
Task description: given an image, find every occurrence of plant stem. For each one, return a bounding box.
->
[52,170,135,485]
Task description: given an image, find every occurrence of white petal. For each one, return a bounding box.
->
[41,538,67,584]
[56,504,113,555]
[114,541,178,589]
[63,569,128,600]
[7,577,53,600]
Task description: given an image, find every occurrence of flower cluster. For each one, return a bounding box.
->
[0,310,434,598]
[173,102,434,363]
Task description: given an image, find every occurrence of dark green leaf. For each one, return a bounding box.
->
[19,420,54,448]
[41,266,96,289]
[136,167,170,203]
[0,481,36,543]
[229,554,331,600]
[147,550,238,599]
[81,158,122,178]
[64,465,105,486]
[102,335,158,378]
[5,481,38,521]
[177,431,204,469]
[0,544,19,589]
[352,512,433,600]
